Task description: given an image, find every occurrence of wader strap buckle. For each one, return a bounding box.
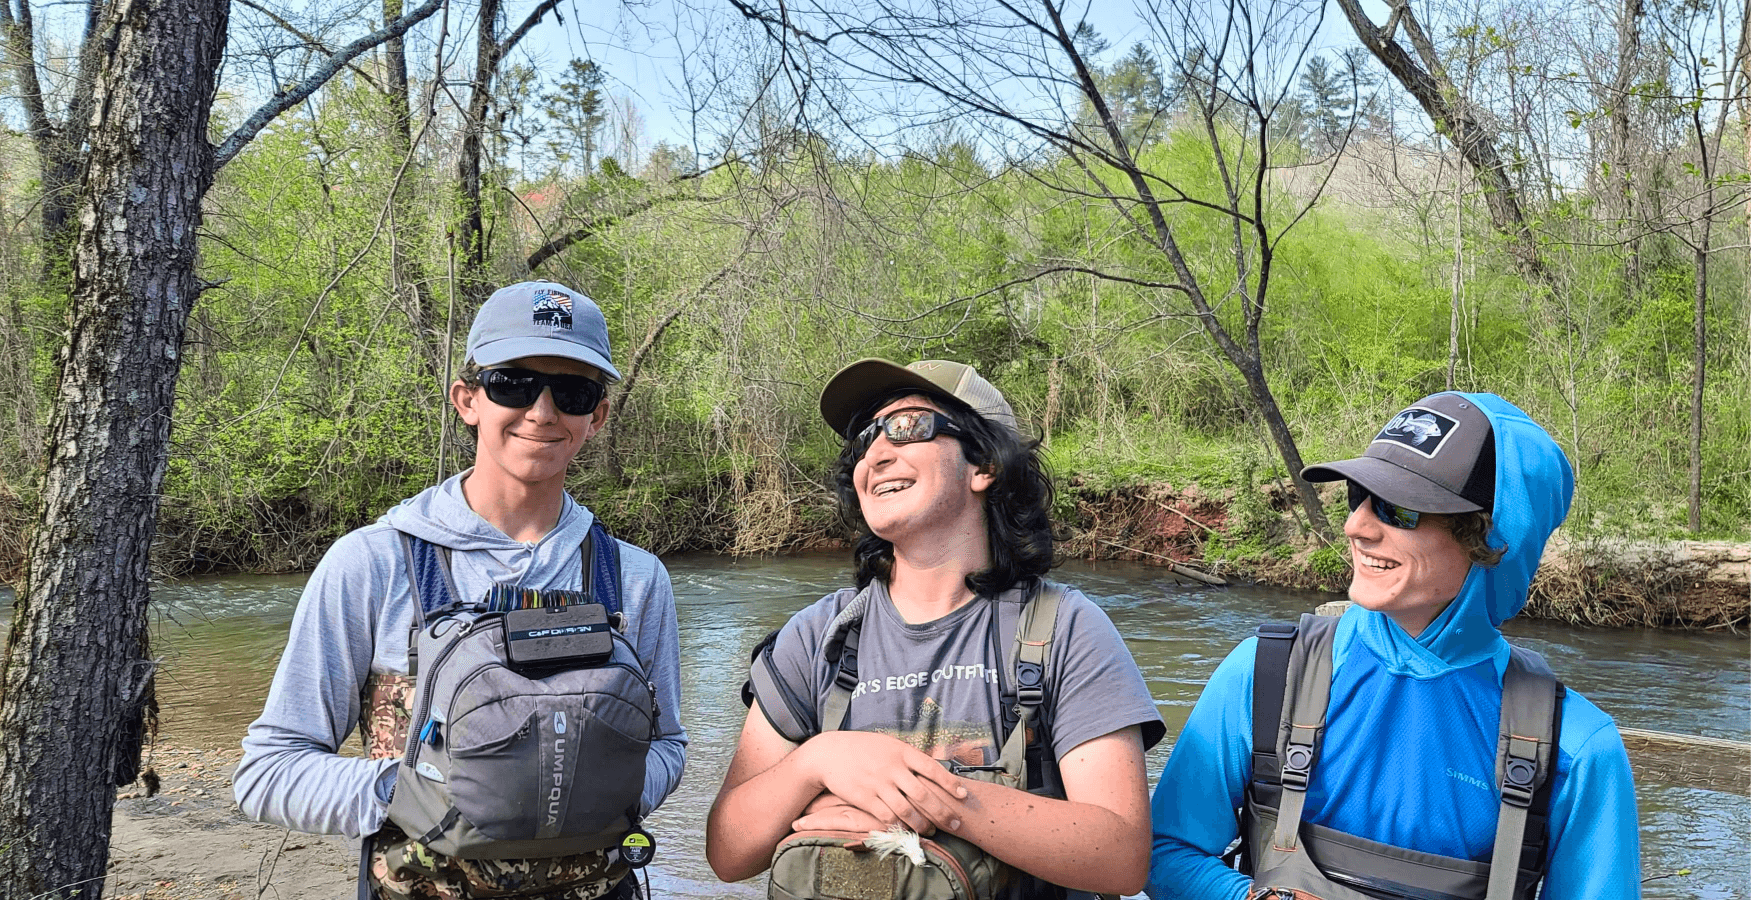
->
[1016,661,1045,708]
[1500,737,1541,808]
[1281,742,1314,791]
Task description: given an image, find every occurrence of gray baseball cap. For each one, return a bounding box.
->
[465,281,621,381]
[1301,392,1496,514]
[820,358,1019,438]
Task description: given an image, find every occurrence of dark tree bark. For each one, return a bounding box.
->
[0,1,228,898]
[383,0,442,389]
[1607,0,1644,296]
[1689,237,1705,533]
[454,0,501,303]
[453,0,561,304]
[0,1,446,893]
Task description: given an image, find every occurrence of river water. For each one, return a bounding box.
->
[2,554,1748,898]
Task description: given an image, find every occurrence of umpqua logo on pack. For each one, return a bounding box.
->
[531,287,574,330]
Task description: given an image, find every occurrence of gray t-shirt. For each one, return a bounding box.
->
[757,579,1165,767]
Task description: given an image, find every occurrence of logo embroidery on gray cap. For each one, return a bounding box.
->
[531,288,573,330]
[1371,407,1459,458]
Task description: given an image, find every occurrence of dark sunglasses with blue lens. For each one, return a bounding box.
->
[477,367,605,416]
[852,407,965,455]
[1348,483,1424,529]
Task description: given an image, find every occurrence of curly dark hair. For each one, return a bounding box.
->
[1445,511,1507,567]
[832,388,1057,596]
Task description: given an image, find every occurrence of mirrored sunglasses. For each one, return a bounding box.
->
[853,408,964,455]
[1348,483,1423,529]
[478,367,605,416]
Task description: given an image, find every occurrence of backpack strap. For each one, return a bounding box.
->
[584,519,623,617]
[1250,622,1299,787]
[400,532,465,620]
[992,581,1064,779]
[1486,645,1562,900]
[820,590,873,734]
[1268,613,1339,855]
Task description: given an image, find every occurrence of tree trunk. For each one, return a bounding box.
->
[1690,239,1706,533]
[1237,360,1331,539]
[1449,150,1464,389]
[454,0,501,305]
[0,0,106,271]
[0,0,226,896]
[1609,0,1644,298]
[382,0,442,389]
[1334,0,1549,284]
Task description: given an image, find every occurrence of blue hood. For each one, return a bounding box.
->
[1346,393,1575,678]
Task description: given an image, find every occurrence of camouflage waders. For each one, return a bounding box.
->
[360,673,632,900]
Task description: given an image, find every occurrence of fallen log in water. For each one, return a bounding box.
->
[1619,727,1750,796]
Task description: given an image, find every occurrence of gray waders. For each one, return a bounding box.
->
[1241,614,1563,900]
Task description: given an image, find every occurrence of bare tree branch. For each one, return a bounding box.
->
[214,0,446,168]
[234,0,384,92]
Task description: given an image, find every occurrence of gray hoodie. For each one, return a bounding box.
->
[234,471,688,839]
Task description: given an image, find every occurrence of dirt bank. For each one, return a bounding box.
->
[1061,483,1751,630]
[106,747,355,900]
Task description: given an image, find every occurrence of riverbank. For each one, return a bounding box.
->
[105,747,355,899]
[1,479,1747,630]
[1060,482,1752,630]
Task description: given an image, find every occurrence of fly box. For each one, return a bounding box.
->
[504,602,615,671]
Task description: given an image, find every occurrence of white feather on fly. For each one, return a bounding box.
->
[864,824,926,865]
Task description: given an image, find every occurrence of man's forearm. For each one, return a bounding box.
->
[706,747,826,882]
[946,778,1150,896]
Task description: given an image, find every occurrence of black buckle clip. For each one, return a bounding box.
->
[1016,661,1044,707]
[1281,742,1314,791]
[1500,756,1538,808]
[833,650,859,691]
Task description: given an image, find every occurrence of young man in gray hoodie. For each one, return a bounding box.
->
[235,282,687,900]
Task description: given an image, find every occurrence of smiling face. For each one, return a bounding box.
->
[852,394,994,552]
[1343,491,1474,635]
[451,355,607,494]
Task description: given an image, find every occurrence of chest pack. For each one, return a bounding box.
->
[1240,614,1563,900]
[377,521,656,874]
[746,581,1112,900]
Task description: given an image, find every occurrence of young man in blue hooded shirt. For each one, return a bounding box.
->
[1148,393,1640,900]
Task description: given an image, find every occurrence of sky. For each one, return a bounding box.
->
[516,0,1380,155]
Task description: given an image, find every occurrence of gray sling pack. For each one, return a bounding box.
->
[1241,614,1563,900]
[384,526,657,861]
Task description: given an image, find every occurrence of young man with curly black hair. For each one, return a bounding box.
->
[707,358,1165,899]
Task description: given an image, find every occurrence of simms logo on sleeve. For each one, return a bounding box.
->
[1371,407,1459,458]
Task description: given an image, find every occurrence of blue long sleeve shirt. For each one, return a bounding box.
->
[1148,394,1640,900]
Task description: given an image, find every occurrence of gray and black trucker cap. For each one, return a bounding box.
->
[1301,392,1495,514]
[820,358,1019,438]
[465,281,622,381]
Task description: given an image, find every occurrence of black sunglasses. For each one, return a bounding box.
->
[852,408,965,455]
[477,367,605,416]
[1349,483,1423,529]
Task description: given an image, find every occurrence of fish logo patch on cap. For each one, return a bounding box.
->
[1372,407,1459,458]
[531,287,574,330]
